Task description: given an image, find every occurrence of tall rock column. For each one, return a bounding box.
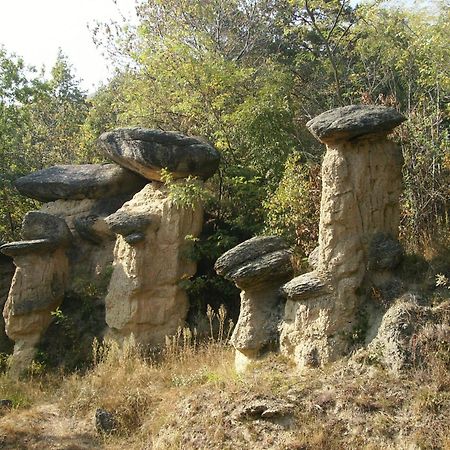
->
[0,212,72,375]
[280,105,406,368]
[98,128,220,346]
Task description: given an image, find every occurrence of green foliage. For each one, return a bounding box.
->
[264,153,321,257]
[161,169,211,209]
[0,48,90,241]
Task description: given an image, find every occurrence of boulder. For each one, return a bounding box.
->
[0,254,15,353]
[215,236,291,285]
[281,272,327,301]
[368,232,403,271]
[306,105,406,143]
[98,128,220,182]
[15,164,147,202]
[366,296,450,373]
[21,211,72,245]
[215,236,293,371]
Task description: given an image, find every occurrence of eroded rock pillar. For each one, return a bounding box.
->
[280,105,406,368]
[215,236,293,372]
[0,212,71,375]
[104,182,204,345]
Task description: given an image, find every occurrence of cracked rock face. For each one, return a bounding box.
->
[280,105,406,369]
[215,236,293,371]
[105,182,204,346]
[15,164,147,202]
[98,128,220,182]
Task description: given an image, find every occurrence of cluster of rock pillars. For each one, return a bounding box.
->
[0,105,445,376]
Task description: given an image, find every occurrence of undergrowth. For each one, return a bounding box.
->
[0,304,449,450]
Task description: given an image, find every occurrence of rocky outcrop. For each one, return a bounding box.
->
[363,296,450,373]
[280,105,406,369]
[0,254,15,353]
[215,236,293,372]
[15,164,146,202]
[0,213,71,375]
[105,182,204,346]
[98,128,220,181]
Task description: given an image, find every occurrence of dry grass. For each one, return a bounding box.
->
[0,308,449,449]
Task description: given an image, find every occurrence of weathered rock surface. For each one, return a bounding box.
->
[105,182,204,346]
[15,164,147,202]
[0,239,59,257]
[365,296,450,373]
[3,247,68,376]
[281,105,405,369]
[306,105,406,143]
[215,236,293,371]
[21,211,72,245]
[0,254,15,353]
[98,128,220,182]
[41,196,127,293]
[281,272,327,301]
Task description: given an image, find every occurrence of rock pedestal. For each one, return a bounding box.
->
[215,236,293,372]
[104,182,204,346]
[1,128,218,374]
[280,105,406,368]
[0,213,71,375]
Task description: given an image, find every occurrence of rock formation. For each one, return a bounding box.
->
[98,128,220,181]
[1,128,219,374]
[15,164,146,202]
[99,128,219,346]
[280,105,406,368]
[0,253,15,353]
[0,212,71,375]
[215,236,293,372]
[104,182,204,346]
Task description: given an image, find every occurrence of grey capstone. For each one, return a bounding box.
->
[215,236,293,288]
[281,271,327,301]
[15,164,147,202]
[98,128,220,181]
[21,211,72,246]
[306,105,406,143]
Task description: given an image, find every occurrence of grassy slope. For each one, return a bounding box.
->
[0,337,449,450]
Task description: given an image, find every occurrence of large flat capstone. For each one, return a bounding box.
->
[306,105,406,143]
[97,128,220,182]
[15,164,147,202]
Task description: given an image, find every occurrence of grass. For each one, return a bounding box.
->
[0,306,449,449]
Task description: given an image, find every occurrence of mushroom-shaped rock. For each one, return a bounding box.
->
[0,253,15,353]
[280,105,406,370]
[0,213,72,376]
[15,164,147,202]
[22,211,72,246]
[215,236,293,372]
[98,128,220,182]
[306,105,406,143]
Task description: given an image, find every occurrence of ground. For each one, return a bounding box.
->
[0,336,449,450]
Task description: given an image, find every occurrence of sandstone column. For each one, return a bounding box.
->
[215,236,293,372]
[0,212,72,375]
[280,105,406,368]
